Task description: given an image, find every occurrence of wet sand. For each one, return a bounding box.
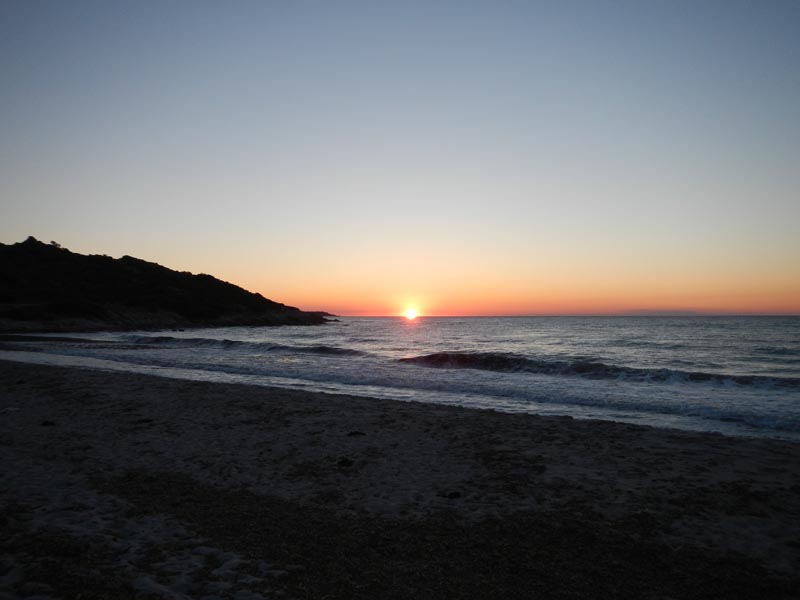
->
[1,359,799,599]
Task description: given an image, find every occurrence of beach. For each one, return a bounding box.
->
[2,359,799,599]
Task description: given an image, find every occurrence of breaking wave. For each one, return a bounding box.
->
[121,335,365,356]
[399,351,800,389]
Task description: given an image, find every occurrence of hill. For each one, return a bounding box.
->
[0,237,329,332]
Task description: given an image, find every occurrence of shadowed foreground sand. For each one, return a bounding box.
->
[1,360,799,599]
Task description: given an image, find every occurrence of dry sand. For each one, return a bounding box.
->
[1,359,799,599]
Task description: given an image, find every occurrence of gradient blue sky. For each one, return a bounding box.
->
[2,1,799,315]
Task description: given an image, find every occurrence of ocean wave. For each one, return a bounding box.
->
[178,361,800,432]
[5,345,799,436]
[302,344,364,356]
[398,351,800,389]
[121,335,364,356]
[76,354,800,434]
[752,346,799,357]
[609,338,688,350]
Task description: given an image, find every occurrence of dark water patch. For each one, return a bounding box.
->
[303,344,364,356]
[124,335,227,347]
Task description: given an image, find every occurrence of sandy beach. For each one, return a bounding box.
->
[1,359,799,599]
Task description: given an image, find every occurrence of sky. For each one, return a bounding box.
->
[1,0,799,316]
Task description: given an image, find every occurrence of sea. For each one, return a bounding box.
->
[2,316,799,441]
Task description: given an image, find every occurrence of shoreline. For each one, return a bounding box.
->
[2,359,799,598]
[2,346,797,444]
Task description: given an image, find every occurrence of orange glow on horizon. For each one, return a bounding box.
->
[255,291,800,317]
[236,257,800,318]
[262,287,800,318]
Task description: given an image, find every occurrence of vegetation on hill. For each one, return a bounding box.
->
[0,237,328,332]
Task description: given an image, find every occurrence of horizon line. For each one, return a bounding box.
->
[327,313,800,318]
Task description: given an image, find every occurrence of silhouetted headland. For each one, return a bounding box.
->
[0,237,330,332]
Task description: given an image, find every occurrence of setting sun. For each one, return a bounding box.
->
[404,308,418,320]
